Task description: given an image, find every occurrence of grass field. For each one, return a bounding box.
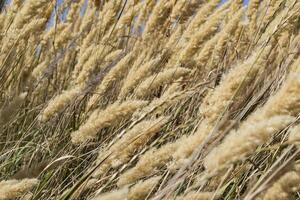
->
[0,0,300,199]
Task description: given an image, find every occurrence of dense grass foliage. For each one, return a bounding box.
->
[0,0,300,199]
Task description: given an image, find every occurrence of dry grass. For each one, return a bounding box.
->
[0,0,300,199]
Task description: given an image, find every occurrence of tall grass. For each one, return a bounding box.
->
[0,0,300,199]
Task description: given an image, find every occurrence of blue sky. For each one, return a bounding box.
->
[45,0,251,29]
[5,0,249,28]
